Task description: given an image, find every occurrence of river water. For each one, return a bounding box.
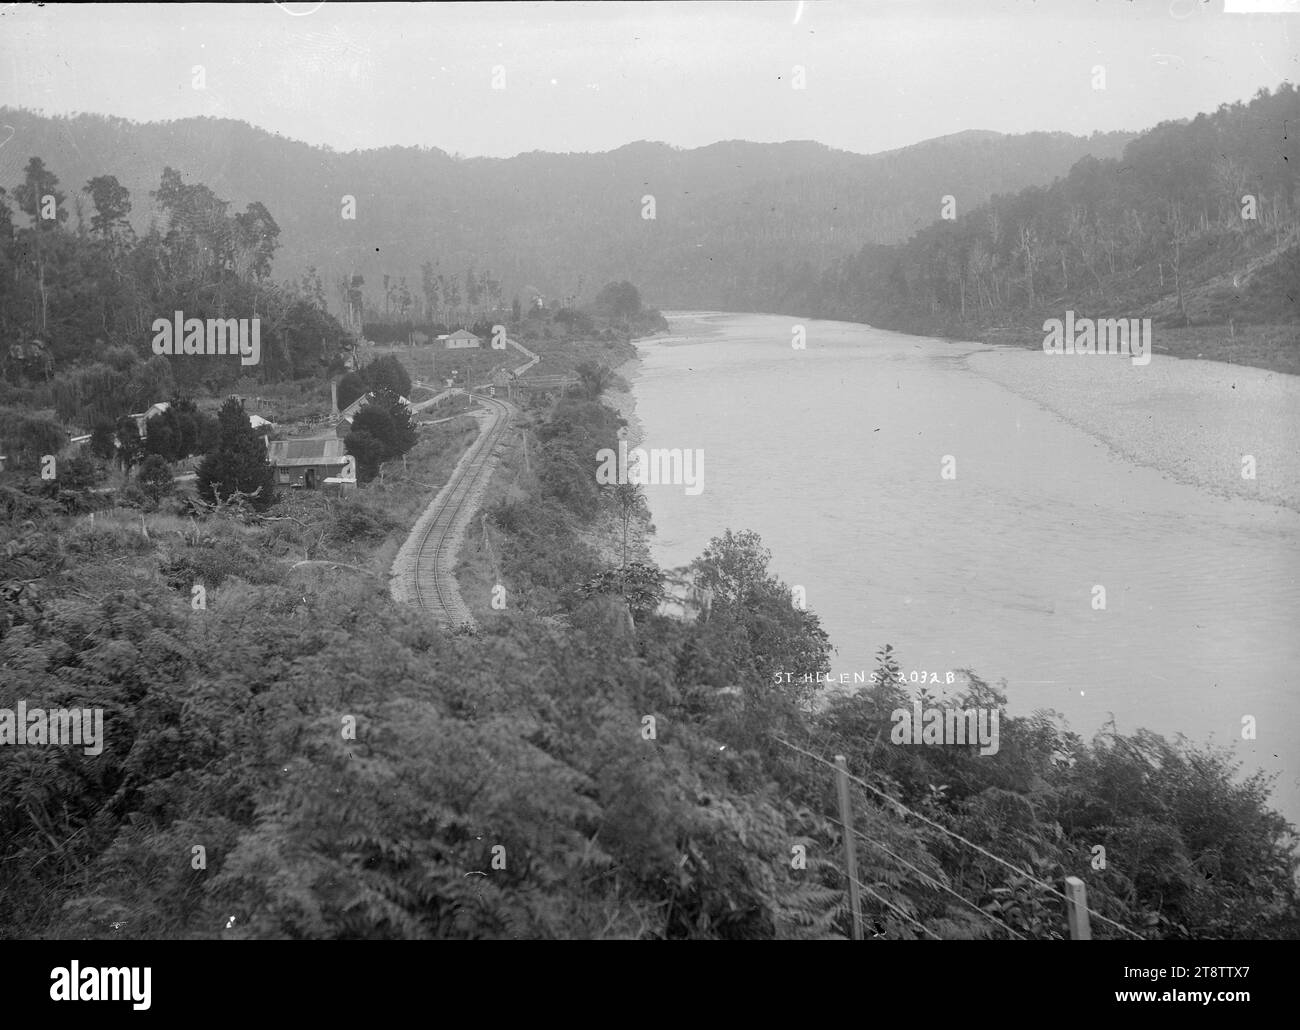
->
[628,311,1300,826]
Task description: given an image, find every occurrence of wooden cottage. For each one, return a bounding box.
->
[444,329,481,349]
[333,391,414,437]
[267,437,350,490]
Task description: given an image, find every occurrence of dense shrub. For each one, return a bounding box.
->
[0,408,63,470]
[327,497,398,543]
[0,484,62,522]
[57,453,101,489]
[137,454,175,503]
[159,538,279,590]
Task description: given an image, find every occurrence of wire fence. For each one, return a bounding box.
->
[771,734,1146,941]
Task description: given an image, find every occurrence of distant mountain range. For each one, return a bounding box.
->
[777,83,1300,341]
[0,108,1133,313]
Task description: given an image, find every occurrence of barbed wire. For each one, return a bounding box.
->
[772,734,1146,941]
[854,829,1027,940]
[850,875,943,940]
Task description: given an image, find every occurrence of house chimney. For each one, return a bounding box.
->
[331,379,338,415]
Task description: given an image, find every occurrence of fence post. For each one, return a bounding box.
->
[834,755,864,940]
[1065,876,1091,940]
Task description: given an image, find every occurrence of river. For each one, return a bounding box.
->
[627,311,1300,826]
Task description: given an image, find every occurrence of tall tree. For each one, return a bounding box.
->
[344,388,417,482]
[465,263,480,318]
[610,480,648,574]
[445,273,461,324]
[14,158,68,333]
[196,398,276,510]
[421,261,440,323]
[232,201,280,283]
[82,175,133,242]
[14,157,67,230]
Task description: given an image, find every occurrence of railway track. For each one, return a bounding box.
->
[391,394,514,628]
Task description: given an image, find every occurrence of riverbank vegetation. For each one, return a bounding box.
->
[4,316,1293,941]
[0,137,1295,938]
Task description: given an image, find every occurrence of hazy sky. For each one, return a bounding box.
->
[1,1,1296,158]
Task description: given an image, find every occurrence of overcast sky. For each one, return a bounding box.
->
[1,1,1296,158]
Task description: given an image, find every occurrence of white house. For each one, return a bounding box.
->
[129,402,171,439]
[333,391,414,436]
[444,329,481,349]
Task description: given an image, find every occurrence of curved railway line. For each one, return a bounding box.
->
[393,394,514,628]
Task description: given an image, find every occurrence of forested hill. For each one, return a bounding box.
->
[0,108,1131,312]
[779,83,1300,339]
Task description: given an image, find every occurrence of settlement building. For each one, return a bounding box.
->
[338,391,373,424]
[444,329,481,349]
[267,437,350,490]
[333,391,414,436]
[129,402,171,439]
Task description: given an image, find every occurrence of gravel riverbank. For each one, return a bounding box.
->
[963,345,1300,515]
[605,353,645,448]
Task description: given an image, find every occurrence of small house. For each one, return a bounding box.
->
[334,391,413,436]
[340,392,372,420]
[444,329,481,349]
[129,401,171,439]
[267,437,350,490]
[333,391,373,435]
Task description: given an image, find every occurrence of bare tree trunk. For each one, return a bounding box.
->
[1018,226,1037,310]
[35,232,49,333]
[1169,202,1189,326]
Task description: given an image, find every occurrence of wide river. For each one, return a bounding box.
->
[628,311,1300,826]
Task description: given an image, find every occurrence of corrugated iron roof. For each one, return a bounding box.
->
[340,392,372,418]
[275,456,350,468]
[268,438,347,466]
